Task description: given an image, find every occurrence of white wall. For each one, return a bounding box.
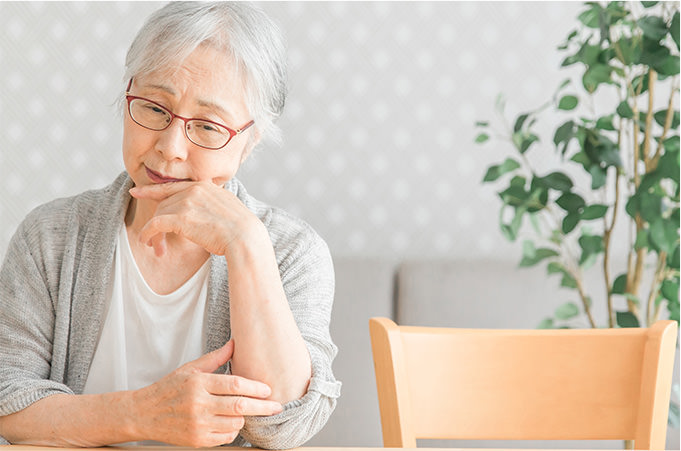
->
[1,1,586,261]
[1,2,678,448]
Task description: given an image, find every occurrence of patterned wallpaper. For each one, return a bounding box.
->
[1,1,588,260]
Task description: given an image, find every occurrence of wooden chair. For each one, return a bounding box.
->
[369,317,677,449]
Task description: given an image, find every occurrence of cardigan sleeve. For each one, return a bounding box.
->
[0,222,75,443]
[237,231,341,449]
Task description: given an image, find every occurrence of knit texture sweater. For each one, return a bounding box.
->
[0,172,341,448]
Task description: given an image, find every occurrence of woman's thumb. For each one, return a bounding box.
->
[187,339,234,373]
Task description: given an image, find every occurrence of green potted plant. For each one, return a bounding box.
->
[475,0,679,431]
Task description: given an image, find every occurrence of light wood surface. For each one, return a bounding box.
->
[0,447,611,451]
[369,317,678,449]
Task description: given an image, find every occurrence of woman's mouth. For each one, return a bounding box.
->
[145,166,191,184]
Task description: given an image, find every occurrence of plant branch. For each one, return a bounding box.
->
[573,270,597,328]
[643,69,657,171]
[651,79,679,169]
[646,251,667,326]
[603,163,622,328]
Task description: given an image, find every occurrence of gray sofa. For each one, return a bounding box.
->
[306,258,680,450]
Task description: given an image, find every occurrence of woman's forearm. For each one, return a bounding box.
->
[226,223,312,405]
[0,392,138,446]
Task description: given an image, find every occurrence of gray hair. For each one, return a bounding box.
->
[124,1,287,146]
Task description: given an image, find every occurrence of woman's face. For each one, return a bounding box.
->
[122,45,256,188]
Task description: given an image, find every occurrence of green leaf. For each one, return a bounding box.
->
[513,132,540,154]
[536,171,573,192]
[519,244,560,267]
[581,204,608,220]
[669,245,680,270]
[661,279,679,304]
[596,114,616,131]
[514,113,530,133]
[632,73,650,95]
[641,1,659,7]
[556,192,586,212]
[638,16,668,41]
[537,318,554,329]
[589,165,607,189]
[475,133,490,144]
[671,11,680,50]
[655,55,680,76]
[669,400,680,429]
[638,190,663,222]
[616,311,640,328]
[612,274,627,295]
[582,64,612,93]
[562,212,581,234]
[578,5,601,28]
[617,101,634,119]
[475,121,489,127]
[663,136,680,153]
[558,95,579,111]
[579,234,604,266]
[546,261,565,275]
[561,272,578,289]
[555,302,580,320]
[654,110,680,129]
[553,120,575,153]
[657,150,680,183]
[635,228,650,250]
[483,158,521,182]
[640,37,672,69]
[649,218,678,255]
[615,36,642,65]
[499,205,525,242]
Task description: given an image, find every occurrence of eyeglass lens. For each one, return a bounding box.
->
[129,98,232,149]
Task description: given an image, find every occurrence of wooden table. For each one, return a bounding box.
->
[0,447,609,451]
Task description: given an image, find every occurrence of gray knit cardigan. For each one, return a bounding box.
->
[0,172,341,448]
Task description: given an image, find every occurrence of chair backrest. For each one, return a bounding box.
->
[369,317,677,449]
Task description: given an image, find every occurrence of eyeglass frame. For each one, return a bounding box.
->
[124,78,255,150]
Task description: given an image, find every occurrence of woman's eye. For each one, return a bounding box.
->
[147,105,166,114]
[201,124,219,132]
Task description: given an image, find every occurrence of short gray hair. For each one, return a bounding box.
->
[124,2,287,146]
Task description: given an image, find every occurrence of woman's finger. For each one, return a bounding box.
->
[182,340,235,374]
[129,181,194,200]
[138,215,183,246]
[203,373,273,399]
[212,395,283,417]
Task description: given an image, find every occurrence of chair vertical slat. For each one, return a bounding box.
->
[634,320,678,450]
[369,317,417,447]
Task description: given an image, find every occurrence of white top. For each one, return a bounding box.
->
[83,224,210,395]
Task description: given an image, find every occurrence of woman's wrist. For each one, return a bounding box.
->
[223,217,271,260]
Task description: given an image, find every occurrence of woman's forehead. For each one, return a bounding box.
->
[134,47,248,118]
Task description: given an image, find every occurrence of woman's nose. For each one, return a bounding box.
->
[155,118,190,161]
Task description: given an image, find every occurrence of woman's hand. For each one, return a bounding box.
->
[133,340,283,447]
[129,181,264,257]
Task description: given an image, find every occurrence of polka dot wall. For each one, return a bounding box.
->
[1,1,587,261]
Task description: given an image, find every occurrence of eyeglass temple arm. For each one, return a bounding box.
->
[237,120,255,134]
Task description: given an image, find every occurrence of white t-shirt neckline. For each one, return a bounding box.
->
[83,224,210,395]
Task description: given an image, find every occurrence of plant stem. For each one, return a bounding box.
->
[646,251,667,326]
[643,70,657,171]
[603,165,621,328]
[573,271,597,328]
[651,79,679,169]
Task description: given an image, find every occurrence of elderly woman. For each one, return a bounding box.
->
[0,2,340,448]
